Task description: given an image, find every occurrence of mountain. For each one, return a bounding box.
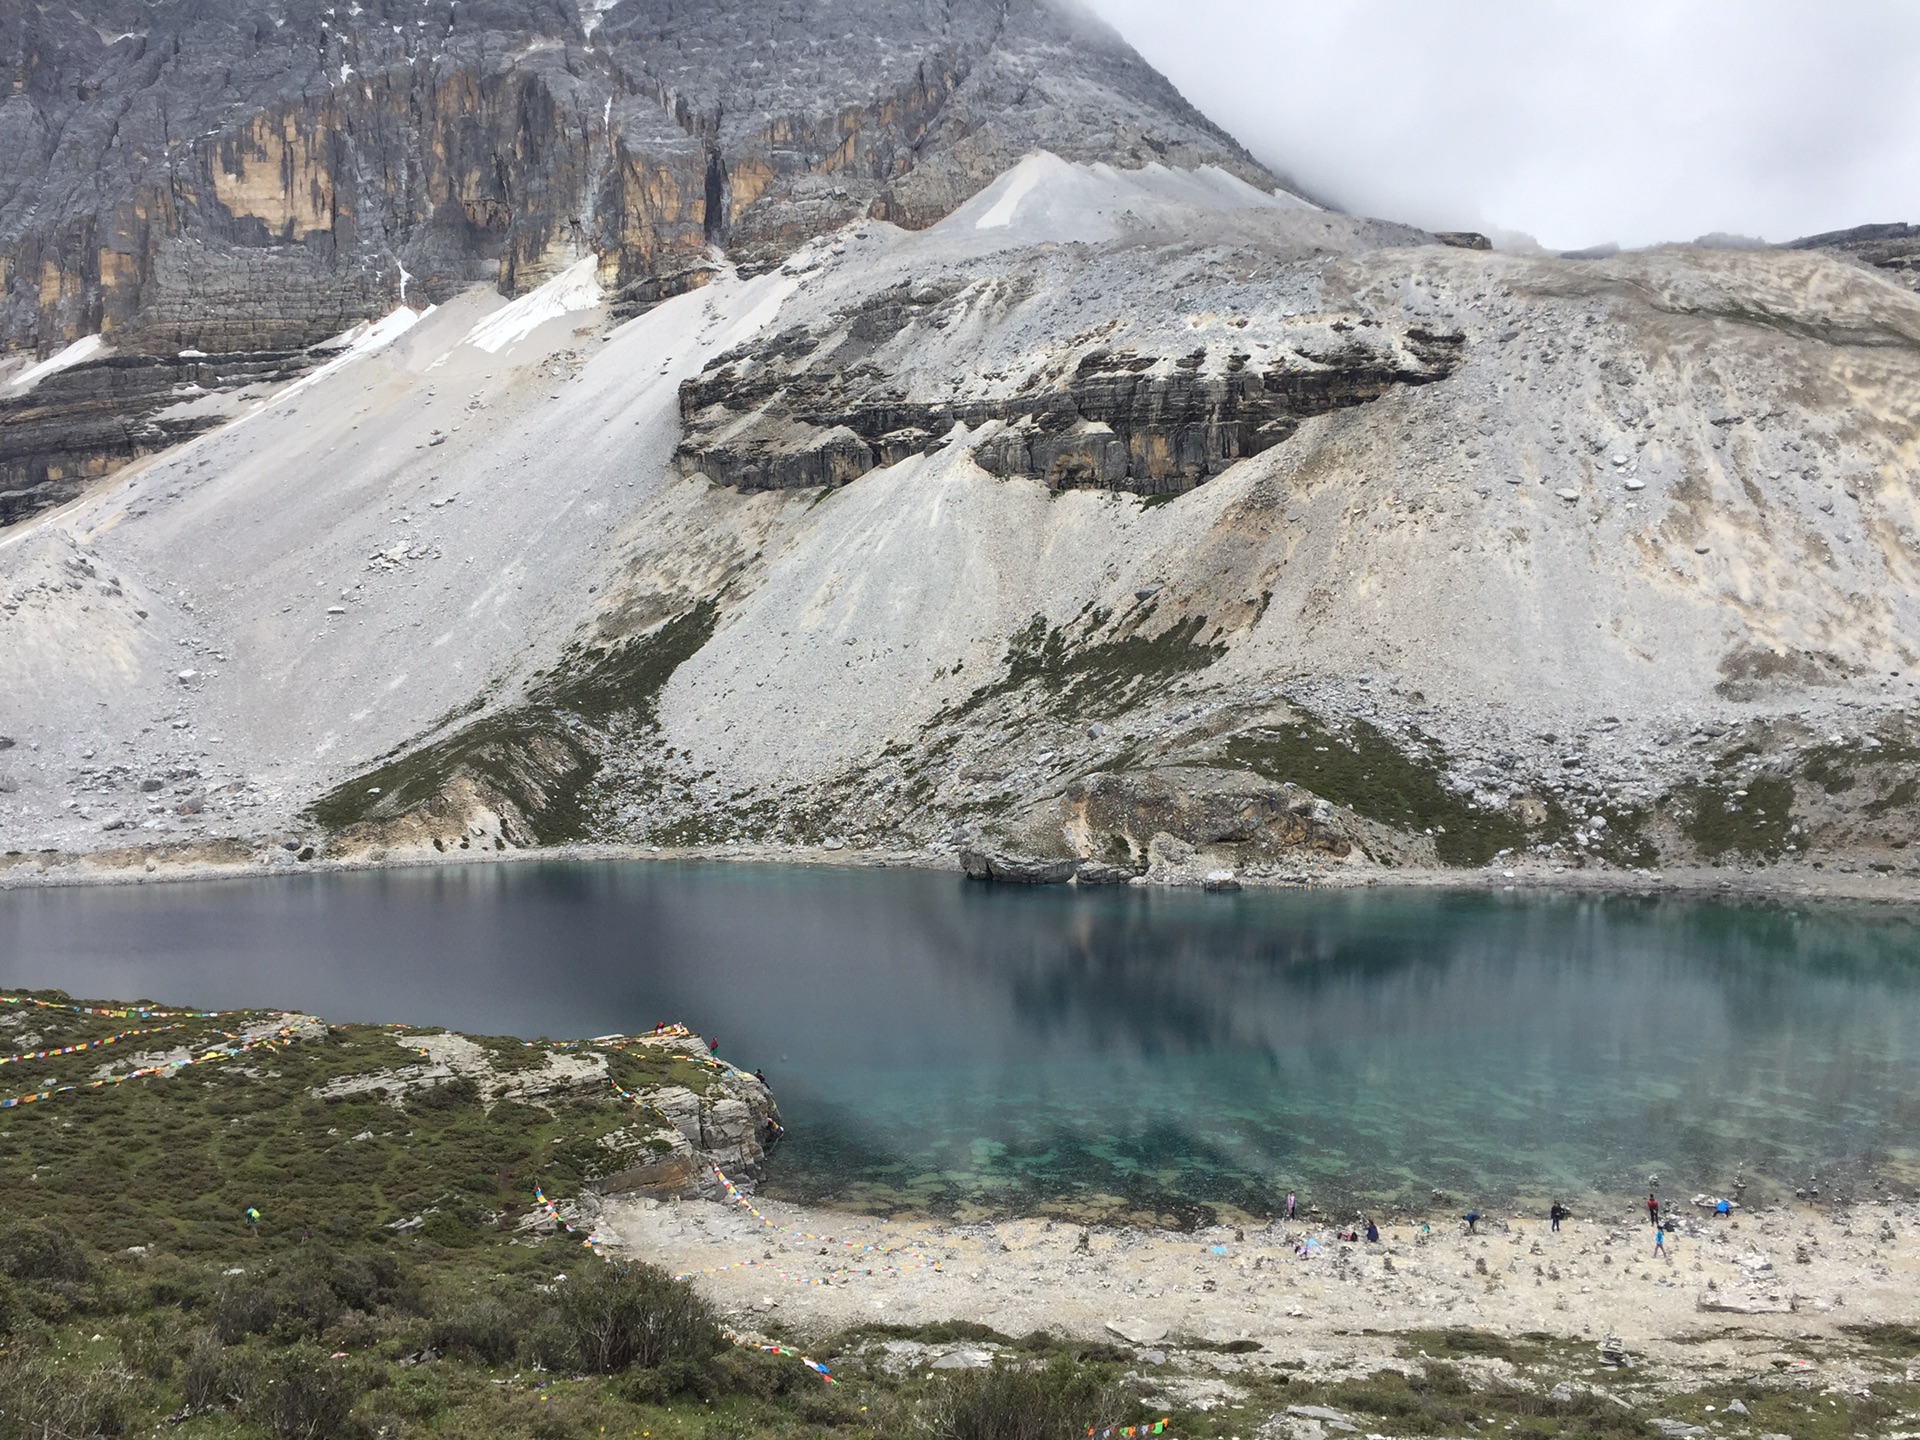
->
[2,1,1918,890]
[0,0,1272,521]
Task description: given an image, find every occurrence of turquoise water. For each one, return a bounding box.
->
[3,862,1918,1220]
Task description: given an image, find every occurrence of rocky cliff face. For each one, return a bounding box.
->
[676,304,1463,495]
[0,0,1271,523]
[2,10,1918,894]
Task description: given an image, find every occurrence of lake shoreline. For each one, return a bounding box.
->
[6,835,1920,908]
[601,1182,1920,1404]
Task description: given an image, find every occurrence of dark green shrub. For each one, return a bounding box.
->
[182,1332,262,1411]
[420,1211,482,1247]
[0,1220,92,1284]
[547,1261,721,1373]
[914,1356,1128,1440]
[212,1282,277,1344]
[0,1350,134,1438]
[118,1315,184,1382]
[429,1294,527,1366]
[272,1269,344,1338]
[243,1346,365,1440]
[407,1075,480,1111]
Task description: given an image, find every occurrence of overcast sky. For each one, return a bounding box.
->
[1085,0,1920,251]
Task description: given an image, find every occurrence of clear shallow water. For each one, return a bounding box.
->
[3,862,1918,1221]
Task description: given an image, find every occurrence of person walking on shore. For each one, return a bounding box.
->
[1654,1222,1668,1259]
[1286,1191,1297,1221]
[1550,1201,1568,1233]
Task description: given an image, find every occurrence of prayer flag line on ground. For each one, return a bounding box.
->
[709,1164,942,1276]
[1,993,221,1020]
[0,1026,299,1109]
[0,1024,181,1068]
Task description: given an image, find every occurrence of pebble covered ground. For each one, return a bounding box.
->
[605,1186,1920,1434]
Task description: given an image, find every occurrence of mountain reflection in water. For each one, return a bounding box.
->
[4,861,1918,1220]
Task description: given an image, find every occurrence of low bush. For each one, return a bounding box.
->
[243,1345,365,1440]
[183,1330,261,1411]
[0,1220,93,1284]
[429,1292,528,1366]
[0,1349,136,1439]
[547,1260,721,1374]
[912,1355,1130,1440]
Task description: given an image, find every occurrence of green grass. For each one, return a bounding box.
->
[4,989,1916,1439]
[1222,718,1559,866]
[1674,774,1796,861]
[307,604,716,844]
[0,987,1176,1440]
[938,609,1225,725]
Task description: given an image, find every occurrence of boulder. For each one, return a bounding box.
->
[1104,1317,1168,1345]
[1063,767,1353,870]
[958,849,1077,884]
[1073,860,1139,886]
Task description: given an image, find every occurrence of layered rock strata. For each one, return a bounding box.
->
[677,320,1464,494]
[0,348,316,524]
[0,0,1274,523]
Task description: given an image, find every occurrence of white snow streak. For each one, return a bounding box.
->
[7,334,105,392]
[975,158,1048,228]
[461,256,604,354]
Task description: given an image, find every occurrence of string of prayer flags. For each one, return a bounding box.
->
[531,1186,605,1250]
[1088,1421,1171,1438]
[0,1024,180,1068]
[709,1163,941,1276]
[751,1342,837,1384]
[0,1023,300,1110]
[1,993,219,1020]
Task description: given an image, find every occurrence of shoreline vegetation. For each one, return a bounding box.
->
[6,837,1920,910]
[0,989,1917,1439]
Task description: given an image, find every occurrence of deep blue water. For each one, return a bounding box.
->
[3,861,1918,1220]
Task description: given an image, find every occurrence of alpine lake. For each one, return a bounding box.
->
[4,859,1918,1226]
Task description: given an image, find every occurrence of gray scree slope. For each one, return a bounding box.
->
[1,2,1918,888]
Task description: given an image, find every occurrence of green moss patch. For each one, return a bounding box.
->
[1223,718,1545,865]
[942,609,1226,724]
[307,604,716,843]
[1674,774,1796,861]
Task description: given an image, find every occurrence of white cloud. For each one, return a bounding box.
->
[1084,0,1920,249]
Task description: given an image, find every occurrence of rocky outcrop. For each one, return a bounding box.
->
[677,326,1465,495]
[0,348,316,524]
[1062,767,1357,870]
[960,848,1079,885]
[1,0,1276,523]
[1789,223,1920,292]
[590,1030,783,1201]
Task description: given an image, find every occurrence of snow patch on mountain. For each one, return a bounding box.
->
[462,257,605,354]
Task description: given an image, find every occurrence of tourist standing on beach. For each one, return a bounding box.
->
[1463,1210,1481,1234]
[1286,1191,1297,1220]
[1550,1201,1568,1232]
[1647,1192,1660,1226]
